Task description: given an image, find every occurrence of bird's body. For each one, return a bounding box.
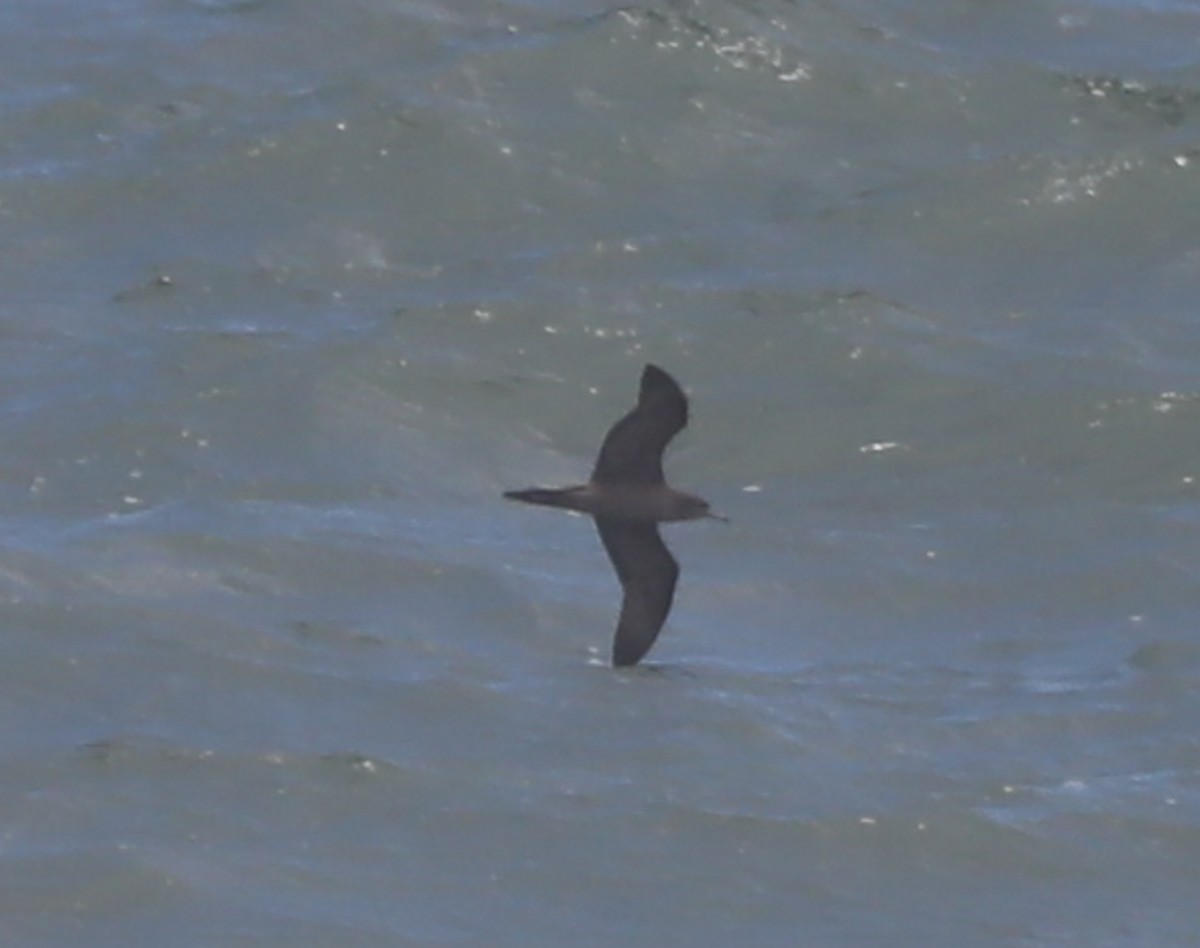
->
[504,364,721,667]
[502,483,712,523]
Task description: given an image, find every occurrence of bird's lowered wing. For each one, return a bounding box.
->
[595,517,679,666]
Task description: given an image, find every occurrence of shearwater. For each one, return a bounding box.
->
[505,364,723,667]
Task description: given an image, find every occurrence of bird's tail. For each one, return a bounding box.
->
[503,487,583,510]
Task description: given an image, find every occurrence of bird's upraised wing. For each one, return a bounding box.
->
[590,364,688,486]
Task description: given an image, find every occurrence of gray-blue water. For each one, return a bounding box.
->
[2,1,1199,944]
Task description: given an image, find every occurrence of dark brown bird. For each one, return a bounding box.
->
[505,364,723,666]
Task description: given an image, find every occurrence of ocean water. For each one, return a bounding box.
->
[2,0,1199,944]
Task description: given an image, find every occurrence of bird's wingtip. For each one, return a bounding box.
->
[638,363,686,402]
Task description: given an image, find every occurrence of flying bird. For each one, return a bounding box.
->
[504,364,723,666]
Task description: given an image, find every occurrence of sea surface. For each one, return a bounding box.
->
[2,0,1199,945]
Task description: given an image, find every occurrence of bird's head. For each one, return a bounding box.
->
[674,492,728,523]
